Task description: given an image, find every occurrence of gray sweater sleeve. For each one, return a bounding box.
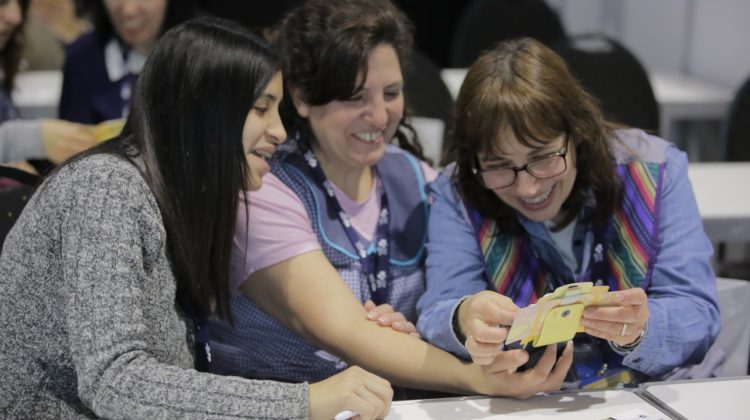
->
[0,119,45,162]
[59,156,309,419]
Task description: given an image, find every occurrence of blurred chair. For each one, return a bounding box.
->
[402,50,454,165]
[723,74,750,161]
[449,0,566,68]
[0,166,39,251]
[553,33,659,133]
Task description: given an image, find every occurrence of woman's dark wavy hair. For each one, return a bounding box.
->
[271,0,426,160]
[2,0,31,93]
[450,37,622,236]
[78,0,195,45]
[60,17,280,320]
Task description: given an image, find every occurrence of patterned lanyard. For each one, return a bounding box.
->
[177,295,211,372]
[303,150,391,304]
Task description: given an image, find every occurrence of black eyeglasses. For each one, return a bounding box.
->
[472,136,569,190]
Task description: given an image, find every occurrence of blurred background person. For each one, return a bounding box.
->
[58,0,195,124]
[1,0,94,170]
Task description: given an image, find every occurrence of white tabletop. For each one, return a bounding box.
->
[387,389,667,419]
[688,162,750,242]
[11,70,62,119]
[649,71,733,144]
[640,377,750,420]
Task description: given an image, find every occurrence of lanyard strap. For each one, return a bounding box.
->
[303,150,391,304]
[177,295,211,372]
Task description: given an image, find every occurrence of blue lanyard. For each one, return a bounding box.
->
[303,149,391,304]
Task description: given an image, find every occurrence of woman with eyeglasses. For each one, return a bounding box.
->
[417,37,719,388]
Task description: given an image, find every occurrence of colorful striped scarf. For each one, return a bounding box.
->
[475,161,664,306]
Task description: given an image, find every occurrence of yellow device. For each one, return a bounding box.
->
[93,119,126,143]
[506,282,618,348]
[534,303,585,347]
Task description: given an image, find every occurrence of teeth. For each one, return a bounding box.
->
[252,150,273,159]
[521,187,552,204]
[354,131,382,143]
[121,20,143,29]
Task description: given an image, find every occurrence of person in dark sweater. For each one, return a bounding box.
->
[0,17,392,419]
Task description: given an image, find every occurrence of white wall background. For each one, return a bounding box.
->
[550,0,750,91]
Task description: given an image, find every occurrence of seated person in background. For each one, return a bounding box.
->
[417,37,720,388]
[1,0,94,168]
[208,0,572,399]
[58,0,195,124]
[0,17,392,419]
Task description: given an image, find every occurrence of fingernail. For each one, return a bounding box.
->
[393,322,403,329]
[615,294,625,302]
[366,312,376,320]
[584,309,594,317]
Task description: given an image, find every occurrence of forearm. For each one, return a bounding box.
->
[320,315,486,395]
[87,355,308,419]
[622,295,719,377]
[0,120,45,162]
[418,296,473,359]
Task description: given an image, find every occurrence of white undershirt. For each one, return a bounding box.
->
[545,218,578,273]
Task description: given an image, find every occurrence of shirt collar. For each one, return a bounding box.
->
[104,39,146,82]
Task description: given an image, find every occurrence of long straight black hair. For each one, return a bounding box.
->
[2,0,30,93]
[64,17,280,320]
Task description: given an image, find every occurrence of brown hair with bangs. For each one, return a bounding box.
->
[449,37,622,236]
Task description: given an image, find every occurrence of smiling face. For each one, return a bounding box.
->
[292,44,404,175]
[477,131,577,223]
[103,0,167,54]
[242,71,286,191]
[0,0,22,51]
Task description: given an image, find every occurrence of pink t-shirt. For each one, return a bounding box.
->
[231,162,438,292]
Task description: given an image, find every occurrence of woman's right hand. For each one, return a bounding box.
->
[309,366,393,420]
[457,290,519,365]
[40,119,97,164]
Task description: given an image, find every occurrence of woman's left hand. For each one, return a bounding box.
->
[364,300,420,338]
[582,288,649,347]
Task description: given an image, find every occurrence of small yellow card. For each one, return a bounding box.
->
[505,282,618,347]
[94,119,126,143]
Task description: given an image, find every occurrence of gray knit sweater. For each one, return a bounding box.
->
[0,154,308,419]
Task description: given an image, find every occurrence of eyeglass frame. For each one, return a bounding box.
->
[472,135,570,190]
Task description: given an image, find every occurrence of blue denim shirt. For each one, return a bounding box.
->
[417,136,720,378]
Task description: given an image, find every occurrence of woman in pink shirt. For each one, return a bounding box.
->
[207,0,572,400]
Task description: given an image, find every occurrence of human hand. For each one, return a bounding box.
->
[41,119,96,164]
[479,340,574,399]
[458,291,518,365]
[364,300,419,337]
[1,161,38,175]
[582,288,649,347]
[309,366,393,420]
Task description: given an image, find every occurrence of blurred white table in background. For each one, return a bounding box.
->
[688,162,750,243]
[11,70,62,119]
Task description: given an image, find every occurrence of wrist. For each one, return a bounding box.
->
[452,298,468,344]
[612,324,647,351]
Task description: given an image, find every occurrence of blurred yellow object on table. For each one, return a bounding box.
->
[93,119,125,143]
